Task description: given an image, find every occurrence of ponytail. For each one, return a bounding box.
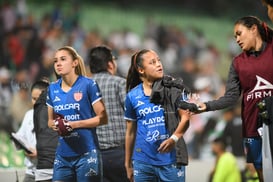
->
[126,49,150,92]
[261,22,273,43]
[75,54,87,76]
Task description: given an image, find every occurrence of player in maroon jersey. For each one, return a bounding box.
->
[197,16,273,182]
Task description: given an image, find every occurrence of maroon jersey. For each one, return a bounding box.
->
[234,42,273,137]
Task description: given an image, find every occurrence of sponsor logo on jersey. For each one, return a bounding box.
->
[136,95,141,99]
[139,105,163,117]
[96,92,100,97]
[74,92,83,101]
[136,100,144,107]
[53,96,61,102]
[146,130,168,142]
[53,89,59,94]
[247,75,273,101]
[54,103,80,112]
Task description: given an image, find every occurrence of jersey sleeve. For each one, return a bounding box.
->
[124,94,136,121]
[88,80,102,105]
[46,86,53,108]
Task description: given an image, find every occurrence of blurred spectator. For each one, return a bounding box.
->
[14,105,36,182]
[6,28,26,70]
[0,67,13,133]
[24,27,46,81]
[1,2,16,32]
[198,107,233,159]
[44,22,67,53]
[144,17,158,40]
[209,137,242,182]
[196,49,222,96]
[184,76,217,159]
[0,67,12,109]
[82,29,103,63]
[172,56,198,92]
[222,103,244,157]
[16,0,28,22]
[51,2,62,25]
[38,13,52,39]
[161,43,178,74]
[123,28,141,50]
[184,113,204,159]
[8,69,32,131]
[62,3,80,33]
[115,48,134,78]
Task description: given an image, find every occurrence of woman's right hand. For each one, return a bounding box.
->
[126,166,134,182]
[49,119,59,131]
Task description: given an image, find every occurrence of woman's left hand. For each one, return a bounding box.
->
[157,138,176,153]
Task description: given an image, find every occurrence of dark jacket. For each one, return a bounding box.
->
[33,90,58,169]
[150,75,189,166]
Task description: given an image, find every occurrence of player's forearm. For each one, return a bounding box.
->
[173,118,189,139]
[172,110,190,139]
[125,137,134,168]
[125,122,136,168]
[98,110,108,125]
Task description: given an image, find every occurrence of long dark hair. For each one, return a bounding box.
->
[235,16,273,43]
[126,49,150,93]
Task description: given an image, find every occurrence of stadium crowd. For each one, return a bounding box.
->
[0,0,244,170]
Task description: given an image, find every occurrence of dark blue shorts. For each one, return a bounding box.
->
[53,149,102,182]
[244,137,262,169]
[133,160,185,182]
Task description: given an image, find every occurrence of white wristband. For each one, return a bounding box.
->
[170,134,179,143]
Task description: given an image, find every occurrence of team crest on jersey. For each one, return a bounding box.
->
[74,91,83,101]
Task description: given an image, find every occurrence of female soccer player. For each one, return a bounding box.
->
[47,46,108,182]
[124,49,191,182]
